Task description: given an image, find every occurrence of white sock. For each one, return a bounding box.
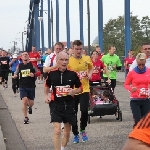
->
[61,146,65,150]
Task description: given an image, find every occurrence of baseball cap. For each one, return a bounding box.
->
[12,54,17,59]
[136,53,146,60]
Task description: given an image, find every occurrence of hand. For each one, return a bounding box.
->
[45,96,51,104]
[12,59,16,62]
[13,74,17,78]
[30,73,34,77]
[68,89,76,97]
[131,87,137,92]
[106,78,111,83]
[113,64,116,69]
[87,74,92,79]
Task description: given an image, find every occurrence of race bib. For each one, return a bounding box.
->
[56,85,72,97]
[139,88,150,97]
[77,71,88,80]
[21,69,30,77]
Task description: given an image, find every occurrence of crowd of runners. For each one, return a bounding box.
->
[0,41,150,150]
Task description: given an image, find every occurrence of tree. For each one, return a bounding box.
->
[93,15,150,56]
[141,16,150,42]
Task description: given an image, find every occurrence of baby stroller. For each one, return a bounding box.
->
[88,81,122,124]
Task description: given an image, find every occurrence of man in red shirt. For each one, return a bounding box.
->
[28,46,41,68]
[95,46,104,60]
[124,50,135,76]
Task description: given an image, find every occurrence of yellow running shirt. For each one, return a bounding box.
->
[68,55,93,93]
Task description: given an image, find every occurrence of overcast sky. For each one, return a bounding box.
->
[0,0,150,50]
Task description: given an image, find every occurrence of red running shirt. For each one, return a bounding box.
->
[90,59,105,81]
[124,57,135,70]
[29,52,40,67]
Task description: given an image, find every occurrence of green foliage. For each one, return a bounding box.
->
[94,15,150,56]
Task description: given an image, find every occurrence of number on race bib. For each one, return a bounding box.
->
[56,85,72,97]
[21,69,30,77]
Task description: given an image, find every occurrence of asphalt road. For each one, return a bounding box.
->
[0,73,133,150]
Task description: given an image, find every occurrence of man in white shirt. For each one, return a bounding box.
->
[43,42,64,130]
[129,43,150,71]
[43,42,64,73]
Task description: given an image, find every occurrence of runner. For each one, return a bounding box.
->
[37,50,44,84]
[9,54,20,96]
[129,43,150,71]
[44,51,82,150]
[122,111,150,150]
[13,52,39,124]
[67,40,94,143]
[0,50,10,89]
[43,42,64,73]
[90,50,110,83]
[28,46,41,68]
[43,42,64,129]
[124,53,150,127]
[124,50,135,76]
[101,45,122,92]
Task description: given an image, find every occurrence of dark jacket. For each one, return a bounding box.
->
[46,69,81,105]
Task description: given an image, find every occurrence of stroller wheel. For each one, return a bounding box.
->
[88,115,90,124]
[119,111,122,121]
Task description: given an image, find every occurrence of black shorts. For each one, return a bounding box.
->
[50,101,76,126]
[1,71,9,82]
[38,67,43,74]
[20,88,35,100]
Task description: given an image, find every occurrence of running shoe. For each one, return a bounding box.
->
[81,131,88,142]
[28,107,32,114]
[24,117,29,124]
[5,84,8,88]
[73,135,79,144]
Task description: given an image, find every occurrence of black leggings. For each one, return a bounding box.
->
[12,72,19,94]
[130,99,150,126]
[1,71,9,82]
[72,92,89,135]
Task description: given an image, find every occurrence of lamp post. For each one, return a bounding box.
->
[12,41,17,53]
[22,31,27,51]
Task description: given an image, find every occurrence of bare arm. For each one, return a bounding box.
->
[103,67,109,78]
[43,65,57,73]
[88,67,94,78]
[122,138,150,150]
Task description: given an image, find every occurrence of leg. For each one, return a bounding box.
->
[53,122,61,150]
[72,95,79,135]
[20,88,29,123]
[79,93,89,131]
[140,99,150,118]
[110,79,116,93]
[12,78,17,94]
[4,71,9,88]
[1,71,5,88]
[79,92,89,142]
[22,97,28,117]
[27,88,35,114]
[61,123,71,148]
[40,67,43,82]
[130,100,142,126]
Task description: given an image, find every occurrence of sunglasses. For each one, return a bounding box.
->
[144,48,150,50]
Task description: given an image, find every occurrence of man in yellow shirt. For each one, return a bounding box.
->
[68,40,94,143]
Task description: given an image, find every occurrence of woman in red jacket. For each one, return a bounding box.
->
[124,53,150,127]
